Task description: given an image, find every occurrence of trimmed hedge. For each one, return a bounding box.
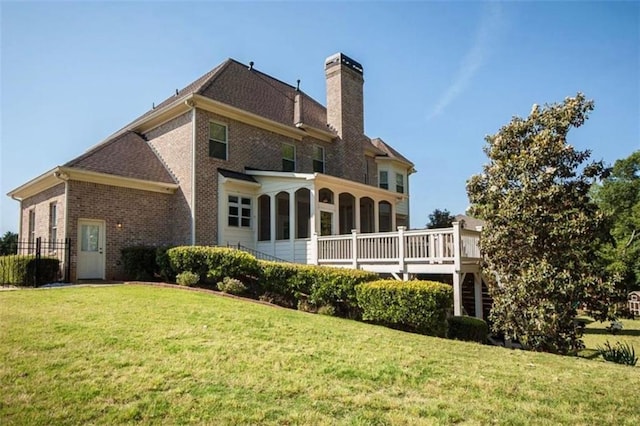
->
[0,255,60,286]
[259,261,378,317]
[121,246,157,281]
[167,246,260,286]
[356,280,453,337]
[447,316,488,343]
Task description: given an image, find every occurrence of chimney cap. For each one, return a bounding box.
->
[325,53,363,75]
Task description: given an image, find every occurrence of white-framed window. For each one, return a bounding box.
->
[282,143,295,172]
[228,195,251,228]
[379,171,388,190]
[313,145,325,173]
[28,209,36,246]
[209,122,228,160]
[396,172,405,194]
[49,203,57,241]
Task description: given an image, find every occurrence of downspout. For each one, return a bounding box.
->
[53,170,71,280]
[9,194,23,241]
[53,169,70,245]
[188,101,197,245]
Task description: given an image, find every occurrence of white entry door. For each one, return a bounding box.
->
[77,219,105,279]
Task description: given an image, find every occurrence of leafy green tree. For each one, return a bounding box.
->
[466,93,615,354]
[0,231,18,255]
[426,209,456,229]
[592,151,640,295]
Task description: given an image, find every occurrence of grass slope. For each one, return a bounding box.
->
[1,285,638,425]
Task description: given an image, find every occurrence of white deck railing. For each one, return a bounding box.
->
[311,222,480,274]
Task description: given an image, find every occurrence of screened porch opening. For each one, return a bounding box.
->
[339,193,355,234]
[276,192,290,240]
[295,188,310,239]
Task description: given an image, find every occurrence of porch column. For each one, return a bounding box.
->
[354,197,361,232]
[474,272,483,320]
[309,187,316,236]
[397,226,407,280]
[289,190,295,256]
[310,233,318,265]
[391,204,396,231]
[351,229,358,268]
[270,193,276,255]
[374,201,379,232]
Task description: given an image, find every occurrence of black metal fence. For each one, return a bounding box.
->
[226,242,290,263]
[0,237,71,286]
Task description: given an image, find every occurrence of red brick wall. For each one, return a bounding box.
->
[193,109,342,245]
[66,180,177,281]
[20,183,65,242]
[145,112,193,243]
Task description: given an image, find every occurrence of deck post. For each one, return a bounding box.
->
[397,226,406,278]
[453,222,462,316]
[351,229,358,269]
[310,233,318,265]
[453,272,462,316]
[474,272,483,319]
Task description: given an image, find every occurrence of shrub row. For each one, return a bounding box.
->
[0,255,60,286]
[167,246,260,288]
[260,261,378,317]
[356,280,453,337]
[123,245,459,333]
[447,315,489,343]
[121,246,174,282]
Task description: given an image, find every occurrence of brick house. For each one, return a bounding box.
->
[8,53,416,282]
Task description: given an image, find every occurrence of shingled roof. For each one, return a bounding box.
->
[65,131,175,184]
[140,59,328,131]
[370,138,414,167]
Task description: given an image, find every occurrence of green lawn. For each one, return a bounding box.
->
[1,285,638,425]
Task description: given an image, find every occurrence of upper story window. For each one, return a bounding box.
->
[228,195,251,228]
[49,203,57,241]
[313,145,325,173]
[209,122,228,160]
[396,173,405,194]
[282,143,295,172]
[379,171,388,190]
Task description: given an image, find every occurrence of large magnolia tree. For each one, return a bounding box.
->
[466,93,615,354]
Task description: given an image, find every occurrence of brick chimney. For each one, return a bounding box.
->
[325,53,365,182]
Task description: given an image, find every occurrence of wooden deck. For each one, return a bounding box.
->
[309,222,484,317]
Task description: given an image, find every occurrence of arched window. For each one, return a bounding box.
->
[295,188,311,239]
[339,193,356,235]
[379,201,392,232]
[318,188,334,204]
[276,192,290,240]
[360,197,374,233]
[258,195,271,241]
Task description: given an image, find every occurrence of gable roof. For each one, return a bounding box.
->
[139,59,328,132]
[370,138,414,168]
[65,131,175,184]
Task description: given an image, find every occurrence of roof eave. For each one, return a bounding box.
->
[57,167,179,194]
[7,167,62,201]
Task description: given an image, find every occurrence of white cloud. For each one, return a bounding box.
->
[427,3,504,120]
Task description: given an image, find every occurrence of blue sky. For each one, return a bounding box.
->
[1,1,638,235]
